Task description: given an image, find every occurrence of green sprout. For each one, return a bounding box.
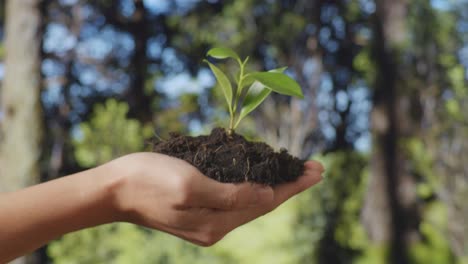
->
[205,47,304,134]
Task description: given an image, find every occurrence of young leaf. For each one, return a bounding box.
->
[235,86,271,128]
[207,47,240,62]
[270,66,288,73]
[241,67,287,95]
[205,60,233,111]
[248,72,304,98]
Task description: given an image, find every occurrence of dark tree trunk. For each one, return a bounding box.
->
[362,1,420,263]
[97,0,155,123]
[125,0,152,122]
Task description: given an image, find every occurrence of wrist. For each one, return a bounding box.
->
[94,157,138,223]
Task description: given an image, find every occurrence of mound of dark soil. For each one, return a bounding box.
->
[152,128,304,185]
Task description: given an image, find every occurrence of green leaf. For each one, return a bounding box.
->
[270,66,287,73]
[205,60,233,111]
[207,47,240,62]
[234,83,271,128]
[248,72,304,98]
[242,67,287,90]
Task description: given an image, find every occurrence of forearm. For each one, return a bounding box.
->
[0,166,120,263]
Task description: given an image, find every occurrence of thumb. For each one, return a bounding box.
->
[191,179,274,210]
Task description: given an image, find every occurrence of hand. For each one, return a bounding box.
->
[102,152,324,246]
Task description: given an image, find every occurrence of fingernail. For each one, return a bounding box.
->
[306,161,325,173]
[251,185,273,206]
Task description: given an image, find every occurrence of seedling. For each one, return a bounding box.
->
[205,47,304,135]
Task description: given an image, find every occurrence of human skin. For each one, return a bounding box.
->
[0,152,324,263]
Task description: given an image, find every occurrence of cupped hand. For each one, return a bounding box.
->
[102,152,324,246]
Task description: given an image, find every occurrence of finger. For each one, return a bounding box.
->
[209,161,324,232]
[189,176,274,210]
[272,160,324,206]
[188,160,322,210]
[304,160,325,173]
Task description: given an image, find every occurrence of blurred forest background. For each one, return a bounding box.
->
[0,0,467,263]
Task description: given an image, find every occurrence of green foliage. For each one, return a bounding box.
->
[74,99,151,167]
[404,138,439,188]
[211,195,312,264]
[168,1,258,54]
[205,47,303,132]
[353,49,376,85]
[48,223,236,264]
[409,202,455,264]
[49,191,322,264]
[293,151,369,263]
[354,245,388,264]
[402,137,457,264]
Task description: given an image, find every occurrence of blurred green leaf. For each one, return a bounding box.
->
[446,99,461,119]
[74,99,145,167]
[448,66,466,97]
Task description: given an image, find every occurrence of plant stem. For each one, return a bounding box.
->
[232,58,248,128]
[229,112,235,131]
[229,57,249,133]
[233,70,244,112]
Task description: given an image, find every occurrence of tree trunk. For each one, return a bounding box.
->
[126,0,152,122]
[362,0,419,263]
[99,0,153,122]
[0,0,43,263]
